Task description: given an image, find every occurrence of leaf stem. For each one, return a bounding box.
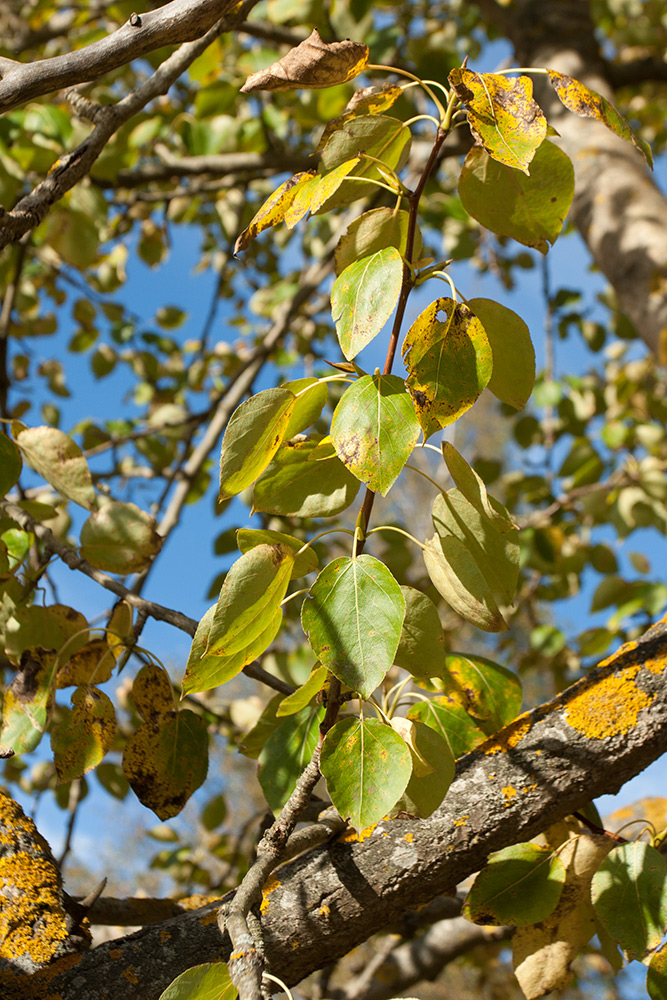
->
[366,524,426,551]
[366,63,446,118]
[404,463,442,493]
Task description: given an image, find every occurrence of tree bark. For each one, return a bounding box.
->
[3,616,666,1000]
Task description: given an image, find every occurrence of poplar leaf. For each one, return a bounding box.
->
[318,115,411,212]
[206,544,293,658]
[334,207,423,276]
[443,652,522,733]
[158,962,237,1000]
[321,717,412,831]
[402,298,493,438]
[301,555,405,698]
[310,157,361,214]
[15,425,96,510]
[467,299,535,409]
[240,29,368,93]
[0,434,21,495]
[52,687,116,783]
[253,437,360,518]
[0,648,57,755]
[280,377,328,439]
[407,698,487,759]
[394,587,445,675]
[423,533,508,633]
[183,606,282,696]
[259,703,323,812]
[397,719,455,817]
[449,69,547,173]
[122,709,208,820]
[276,663,328,717]
[219,388,297,500]
[458,141,574,253]
[234,171,317,254]
[442,442,516,531]
[331,248,404,360]
[464,843,566,926]
[591,841,667,961]
[648,942,667,1000]
[56,639,116,688]
[547,70,653,168]
[237,528,318,579]
[316,84,403,153]
[80,501,162,573]
[330,374,419,494]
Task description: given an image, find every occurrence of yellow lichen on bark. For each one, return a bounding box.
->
[0,853,69,966]
[481,716,531,755]
[564,665,653,739]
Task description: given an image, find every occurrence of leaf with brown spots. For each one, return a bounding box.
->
[219,387,297,501]
[234,171,317,254]
[449,69,547,173]
[253,435,361,518]
[443,652,522,733]
[132,662,175,720]
[402,297,492,439]
[547,70,653,168]
[56,639,116,688]
[0,648,57,755]
[330,373,420,495]
[80,500,162,574]
[13,423,96,510]
[122,709,208,820]
[52,687,116,783]
[240,29,368,93]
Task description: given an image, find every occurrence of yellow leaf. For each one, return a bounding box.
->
[234,170,318,254]
[240,29,368,93]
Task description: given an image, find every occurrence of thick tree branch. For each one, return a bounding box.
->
[606,57,667,89]
[5,615,666,999]
[0,0,236,113]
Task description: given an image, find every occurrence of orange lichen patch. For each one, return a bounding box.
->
[487,772,496,780]
[123,966,140,984]
[481,716,531,755]
[199,911,218,926]
[642,655,666,675]
[403,833,414,843]
[0,852,69,966]
[454,815,469,827]
[260,876,281,914]
[178,894,216,911]
[565,664,654,739]
[598,638,638,668]
[318,904,330,917]
[109,948,122,959]
[290,940,299,950]
[534,749,542,755]
[159,929,171,943]
[501,786,517,807]
[340,823,377,843]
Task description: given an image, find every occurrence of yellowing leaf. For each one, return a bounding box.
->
[15,424,96,510]
[0,648,57,755]
[253,436,360,518]
[547,70,653,168]
[424,533,508,633]
[331,247,404,361]
[79,500,162,573]
[183,604,283,696]
[234,171,317,254]
[449,69,547,173]
[240,29,369,93]
[52,686,116,783]
[219,388,297,500]
[158,962,237,1000]
[56,638,116,688]
[335,207,423,276]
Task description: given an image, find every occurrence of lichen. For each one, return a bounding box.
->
[454,815,469,827]
[564,665,654,739]
[501,786,517,807]
[481,717,531,755]
[0,853,69,966]
[339,823,377,843]
[260,876,281,914]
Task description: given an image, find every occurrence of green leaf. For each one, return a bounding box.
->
[238,694,283,759]
[51,687,116,783]
[259,703,323,812]
[80,501,162,573]
[318,115,412,212]
[394,587,445,675]
[0,648,57,755]
[591,842,667,961]
[234,170,318,253]
[122,709,208,820]
[423,533,508,633]
[334,207,423,276]
[443,653,522,733]
[158,962,237,1000]
[276,663,328,716]
[396,718,455,817]
[464,843,566,926]
[206,544,293,657]
[442,442,517,531]
[330,248,404,361]
[0,434,22,495]
[407,698,487,759]
[432,489,520,605]
[648,942,667,1000]
[281,377,328,438]
[547,70,653,168]
[458,141,574,254]
[253,437,360,518]
[14,424,96,510]
[402,298,493,438]
[182,603,283,696]
[237,528,318,579]
[330,374,419,495]
[449,69,547,173]
[467,299,535,410]
[321,717,412,831]
[301,555,405,698]
[218,388,296,500]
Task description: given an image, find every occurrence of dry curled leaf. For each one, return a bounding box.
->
[240,29,369,93]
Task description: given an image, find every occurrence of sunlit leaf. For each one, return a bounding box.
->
[458,141,574,253]
[280,377,328,439]
[0,648,57,755]
[301,555,404,698]
[318,115,412,212]
[80,500,162,573]
[253,437,360,518]
[334,208,423,276]
[259,703,323,812]
[402,298,492,438]
[52,686,116,783]
[183,604,283,696]
[219,388,297,500]
[14,424,96,510]
[467,299,535,409]
[158,961,237,1000]
[321,716,412,831]
[240,29,368,93]
[443,652,522,733]
[464,843,566,926]
[330,374,419,494]
[648,942,667,1000]
[276,664,328,717]
[237,528,318,579]
[331,248,404,360]
[449,69,547,173]
[547,70,653,168]
[591,842,667,961]
[234,171,317,253]
[407,698,487,759]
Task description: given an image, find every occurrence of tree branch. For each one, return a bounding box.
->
[6,615,666,999]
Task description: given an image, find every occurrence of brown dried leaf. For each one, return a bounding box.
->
[240,29,369,93]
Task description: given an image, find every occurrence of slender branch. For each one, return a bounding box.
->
[103,151,313,188]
